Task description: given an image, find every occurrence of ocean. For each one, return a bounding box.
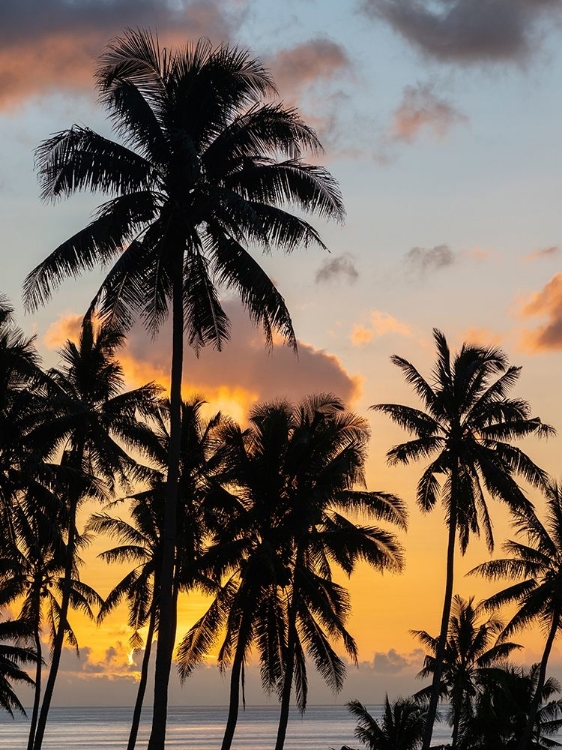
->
[0,704,453,748]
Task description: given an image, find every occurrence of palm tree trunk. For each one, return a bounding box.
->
[32,500,78,750]
[516,607,560,750]
[127,606,157,750]
[148,262,184,750]
[27,597,42,750]
[275,607,297,750]
[421,496,458,750]
[221,635,247,750]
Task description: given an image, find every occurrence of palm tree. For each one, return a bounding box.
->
[177,395,406,750]
[0,610,37,717]
[460,664,562,749]
[0,500,101,750]
[340,697,428,750]
[412,594,521,747]
[371,329,553,750]
[24,30,345,749]
[90,397,226,750]
[470,481,562,750]
[27,316,158,750]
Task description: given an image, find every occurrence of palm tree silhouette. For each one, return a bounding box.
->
[412,594,521,747]
[470,480,562,750]
[341,697,428,750]
[1,501,101,750]
[90,397,227,750]
[371,329,552,750]
[0,607,37,718]
[28,316,158,750]
[177,395,406,750]
[23,30,344,748]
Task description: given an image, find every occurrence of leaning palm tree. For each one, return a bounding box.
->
[412,594,521,747]
[340,697,428,750]
[24,30,345,749]
[26,316,158,750]
[470,481,562,750]
[371,329,553,750]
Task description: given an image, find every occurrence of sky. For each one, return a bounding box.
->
[3,0,562,709]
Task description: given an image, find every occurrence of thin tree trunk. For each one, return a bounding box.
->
[127,606,157,750]
[275,607,297,750]
[421,496,458,750]
[516,608,560,750]
[275,568,300,750]
[221,635,246,750]
[27,593,42,750]
[32,501,78,750]
[148,263,184,750]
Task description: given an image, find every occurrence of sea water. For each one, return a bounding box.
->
[0,704,452,749]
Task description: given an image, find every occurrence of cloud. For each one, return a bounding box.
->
[519,273,562,352]
[43,312,84,349]
[351,311,411,347]
[316,254,359,284]
[405,244,456,274]
[360,0,561,65]
[269,38,352,98]
[0,0,244,109]
[122,299,362,419]
[389,83,467,142]
[524,246,560,263]
[456,326,503,348]
[372,648,425,674]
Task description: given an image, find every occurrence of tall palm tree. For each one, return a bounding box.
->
[90,397,227,750]
[27,316,158,750]
[371,329,553,750]
[340,697,429,750]
[412,594,521,747]
[178,395,406,750]
[470,481,562,750]
[24,30,345,749]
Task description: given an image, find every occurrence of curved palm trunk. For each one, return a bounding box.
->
[421,497,458,750]
[148,266,184,750]
[221,633,247,750]
[127,606,157,750]
[516,608,560,750]
[27,594,43,750]
[32,501,78,750]
[275,601,298,750]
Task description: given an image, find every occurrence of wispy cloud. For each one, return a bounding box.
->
[405,244,456,274]
[360,0,562,66]
[524,246,560,263]
[316,254,359,285]
[389,83,467,143]
[350,311,411,347]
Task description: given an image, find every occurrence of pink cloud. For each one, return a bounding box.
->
[519,273,562,352]
[123,300,362,415]
[351,311,411,347]
[269,39,352,99]
[390,83,467,143]
[524,246,560,263]
[0,0,241,109]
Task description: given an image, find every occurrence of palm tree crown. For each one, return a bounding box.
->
[23,31,344,748]
[470,481,562,750]
[371,329,552,750]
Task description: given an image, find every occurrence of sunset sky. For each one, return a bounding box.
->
[3,0,562,708]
